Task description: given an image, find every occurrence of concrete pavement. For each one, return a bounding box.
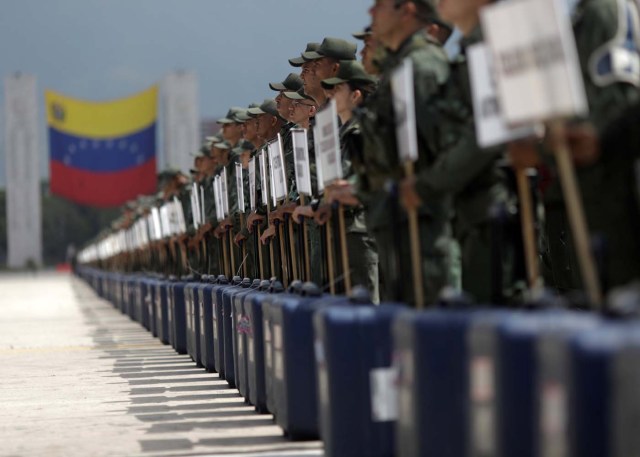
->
[0,272,323,457]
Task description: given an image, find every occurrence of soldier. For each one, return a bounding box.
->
[301,37,358,106]
[355,0,456,306]
[217,107,245,149]
[320,61,381,302]
[509,0,640,296]
[352,26,381,76]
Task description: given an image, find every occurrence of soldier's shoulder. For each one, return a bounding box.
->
[410,36,450,85]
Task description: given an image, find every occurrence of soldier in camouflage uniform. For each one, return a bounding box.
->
[320,60,381,302]
[355,0,456,306]
[510,0,640,295]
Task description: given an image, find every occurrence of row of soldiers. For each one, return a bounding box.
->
[84,0,640,309]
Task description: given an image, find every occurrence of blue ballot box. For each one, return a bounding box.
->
[314,302,405,457]
[168,279,187,354]
[197,277,216,371]
[212,277,240,378]
[232,279,262,400]
[394,309,476,457]
[246,281,283,413]
[270,285,370,440]
[155,280,170,345]
[221,277,250,388]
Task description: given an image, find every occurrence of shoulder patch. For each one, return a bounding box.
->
[589,0,640,86]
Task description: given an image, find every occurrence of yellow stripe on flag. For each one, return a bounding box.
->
[45,85,158,138]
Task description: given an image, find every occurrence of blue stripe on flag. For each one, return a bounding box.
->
[49,123,156,173]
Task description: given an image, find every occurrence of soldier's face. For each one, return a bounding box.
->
[256,113,273,139]
[361,37,380,75]
[288,100,316,125]
[313,57,339,82]
[370,0,403,46]
[222,123,243,142]
[275,92,294,121]
[331,83,355,113]
[242,118,259,143]
[302,61,318,94]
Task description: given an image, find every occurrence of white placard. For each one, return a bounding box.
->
[235,162,246,213]
[190,183,199,228]
[221,168,230,217]
[313,125,325,194]
[151,207,162,240]
[314,99,342,186]
[391,58,419,163]
[173,196,187,234]
[292,128,312,196]
[200,185,205,224]
[249,157,257,211]
[213,176,223,222]
[468,43,543,148]
[160,204,170,238]
[259,149,269,207]
[268,137,288,204]
[481,0,588,125]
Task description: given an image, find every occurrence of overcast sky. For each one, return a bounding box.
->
[0,0,372,187]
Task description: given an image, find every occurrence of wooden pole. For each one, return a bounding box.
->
[338,205,351,294]
[325,214,336,295]
[515,167,541,289]
[300,195,311,282]
[404,161,425,309]
[550,121,603,307]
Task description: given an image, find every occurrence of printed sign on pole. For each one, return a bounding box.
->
[391,58,419,163]
[221,168,230,217]
[468,43,543,148]
[249,157,256,211]
[292,128,312,196]
[173,196,187,234]
[235,162,246,213]
[314,99,342,187]
[259,149,269,207]
[151,207,162,241]
[213,176,222,222]
[481,0,588,125]
[268,137,288,204]
[200,186,205,224]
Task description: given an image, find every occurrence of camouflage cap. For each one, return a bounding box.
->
[236,103,260,122]
[321,60,376,89]
[212,140,232,150]
[283,87,316,102]
[289,42,321,67]
[269,73,304,92]
[232,139,255,155]
[302,37,357,61]
[247,98,278,117]
[352,26,372,41]
[191,143,212,158]
[217,107,245,124]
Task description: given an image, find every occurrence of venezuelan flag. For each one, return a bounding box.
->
[46,85,158,207]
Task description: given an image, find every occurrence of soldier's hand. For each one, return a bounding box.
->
[292,205,315,224]
[566,123,600,167]
[280,201,298,214]
[220,217,233,230]
[247,212,265,232]
[260,224,276,244]
[326,182,360,207]
[399,176,422,211]
[234,232,247,247]
[269,207,285,223]
[314,203,332,225]
[508,139,541,170]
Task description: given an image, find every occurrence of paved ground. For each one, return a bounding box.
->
[0,272,323,457]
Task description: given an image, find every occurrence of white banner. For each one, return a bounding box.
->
[468,43,543,148]
[151,207,162,240]
[221,168,230,217]
[314,99,342,187]
[292,128,312,196]
[191,182,200,228]
[236,162,246,213]
[213,176,223,222]
[391,58,419,163]
[481,0,588,125]
[4,74,42,267]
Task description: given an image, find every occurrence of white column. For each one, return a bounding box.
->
[4,73,42,268]
[161,71,200,174]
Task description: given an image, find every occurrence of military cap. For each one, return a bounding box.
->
[247,98,279,117]
[283,87,316,102]
[191,143,212,158]
[232,139,255,155]
[289,42,321,67]
[302,37,357,61]
[321,60,376,89]
[217,107,245,124]
[352,26,372,40]
[236,103,260,122]
[213,140,231,150]
[269,73,304,92]
[158,167,182,181]
[205,135,221,145]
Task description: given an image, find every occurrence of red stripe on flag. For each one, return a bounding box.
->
[50,159,157,207]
